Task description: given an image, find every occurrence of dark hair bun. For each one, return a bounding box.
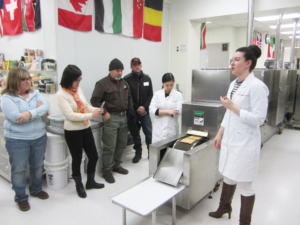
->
[249,45,261,59]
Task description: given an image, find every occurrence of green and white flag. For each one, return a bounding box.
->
[95,0,122,33]
[200,23,206,50]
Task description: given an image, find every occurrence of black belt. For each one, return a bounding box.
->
[111,111,126,117]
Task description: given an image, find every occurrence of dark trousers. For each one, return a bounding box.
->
[132,113,152,155]
[64,127,98,177]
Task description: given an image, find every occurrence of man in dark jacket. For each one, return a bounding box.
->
[91,58,133,183]
[124,58,153,163]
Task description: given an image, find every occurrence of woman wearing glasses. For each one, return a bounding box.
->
[57,65,104,198]
[1,67,49,212]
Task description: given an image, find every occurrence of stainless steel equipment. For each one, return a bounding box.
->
[149,135,221,210]
[286,70,297,115]
[267,70,288,126]
[148,70,229,210]
[292,70,300,127]
[192,69,234,102]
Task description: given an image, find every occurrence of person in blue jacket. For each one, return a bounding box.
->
[1,68,49,212]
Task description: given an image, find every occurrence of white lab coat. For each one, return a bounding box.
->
[219,73,269,182]
[149,89,183,143]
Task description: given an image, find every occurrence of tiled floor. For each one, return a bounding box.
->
[0,128,300,225]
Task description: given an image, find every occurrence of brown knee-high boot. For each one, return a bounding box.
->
[209,182,237,219]
[239,195,255,225]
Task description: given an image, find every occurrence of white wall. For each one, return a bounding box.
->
[205,43,230,68]
[56,1,171,101]
[170,0,300,22]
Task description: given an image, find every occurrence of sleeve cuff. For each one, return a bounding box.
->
[239,109,247,122]
[28,110,37,119]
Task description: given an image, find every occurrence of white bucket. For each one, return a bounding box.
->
[45,132,67,164]
[67,155,85,180]
[44,159,68,190]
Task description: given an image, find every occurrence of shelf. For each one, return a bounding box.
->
[0,70,56,74]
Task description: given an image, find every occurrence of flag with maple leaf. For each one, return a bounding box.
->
[58,0,92,31]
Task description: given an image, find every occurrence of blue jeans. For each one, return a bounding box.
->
[5,134,47,203]
[132,113,152,155]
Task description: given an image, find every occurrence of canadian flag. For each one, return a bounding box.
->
[58,0,92,31]
[1,0,23,35]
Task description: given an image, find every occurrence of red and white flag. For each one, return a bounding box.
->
[121,0,144,38]
[0,10,4,37]
[58,0,92,31]
[1,0,23,36]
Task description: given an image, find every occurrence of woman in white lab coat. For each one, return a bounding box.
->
[209,45,269,225]
[149,73,183,143]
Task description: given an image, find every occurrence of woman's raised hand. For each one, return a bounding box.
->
[92,108,103,118]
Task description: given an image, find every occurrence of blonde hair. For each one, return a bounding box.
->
[1,67,34,96]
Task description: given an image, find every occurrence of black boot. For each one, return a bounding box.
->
[86,172,105,190]
[73,175,87,198]
[209,182,237,219]
[239,195,255,225]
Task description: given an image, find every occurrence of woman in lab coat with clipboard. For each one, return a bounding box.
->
[149,73,183,144]
[209,45,269,225]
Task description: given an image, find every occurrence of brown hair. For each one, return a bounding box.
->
[1,67,34,96]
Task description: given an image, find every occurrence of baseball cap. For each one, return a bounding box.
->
[130,58,142,66]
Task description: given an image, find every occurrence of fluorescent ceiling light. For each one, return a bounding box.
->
[270,24,300,29]
[206,21,212,24]
[284,47,300,49]
[281,31,300,34]
[288,36,300,38]
[255,13,300,21]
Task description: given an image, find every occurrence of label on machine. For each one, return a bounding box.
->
[194,117,204,126]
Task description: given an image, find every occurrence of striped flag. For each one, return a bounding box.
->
[143,0,163,42]
[58,0,93,31]
[95,0,122,34]
[22,0,41,32]
[253,30,257,45]
[268,37,275,58]
[200,23,206,50]
[121,0,144,38]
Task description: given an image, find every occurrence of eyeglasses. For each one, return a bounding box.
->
[75,78,82,82]
[21,77,32,82]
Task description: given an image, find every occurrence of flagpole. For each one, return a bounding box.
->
[290,18,299,69]
[274,14,282,69]
[246,0,255,46]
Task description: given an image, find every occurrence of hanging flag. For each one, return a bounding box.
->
[95,0,122,34]
[143,0,163,42]
[0,0,4,37]
[268,37,275,58]
[58,0,92,31]
[256,30,262,48]
[121,0,144,38]
[253,30,257,45]
[22,0,41,32]
[200,23,206,50]
[1,0,23,35]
